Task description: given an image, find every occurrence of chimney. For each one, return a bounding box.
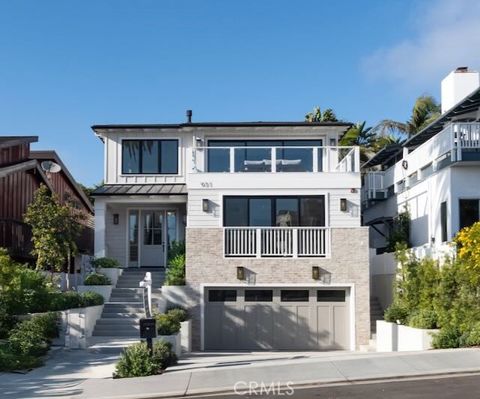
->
[441,67,480,114]
[186,109,193,123]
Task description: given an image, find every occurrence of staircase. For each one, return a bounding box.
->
[370,296,384,336]
[90,268,165,341]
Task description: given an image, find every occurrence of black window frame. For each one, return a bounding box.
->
[459,199,480,230]
[317,290,346,302]
[280,289,310,302]
[122,139,179,175]
[223,195,326,227]
[208,289,237,302]
[244,289,273,302]
[440,201,448,242]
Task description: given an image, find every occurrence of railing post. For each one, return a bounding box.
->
[229,147,235,173]
[312,147,318,172]
[271,147,276,173]
[324,147,329,172]
[354,147,360,172]
[256,228,262,258]
[292,228,298,258]
[457,125,463,161]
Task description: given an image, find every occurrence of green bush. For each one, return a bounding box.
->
[168,241,185,263]
[113,341,177,378]
[84,273,111,286]
[166,307,188,323]
[408,308,438,329]
[80,291,104,307]
[155,313,181,335]
[92,257,120,269]
[465,322,480,347]
[384,302,409,324]
[432,326,462,349]
[165,254,185,286]
[50,291,82,310]
[0,345,41,371]
[0,300,17,339]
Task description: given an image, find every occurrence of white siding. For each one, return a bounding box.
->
[105,204,127,267]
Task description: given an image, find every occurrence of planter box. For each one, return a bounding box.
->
[97,267,123,286]
[180,320,192,353]
[154,333,181,357]
[376,320,439,352]
[78,285,113,302]
[56,304,104,349]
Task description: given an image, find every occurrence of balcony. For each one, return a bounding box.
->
[224,227,330,258]
[191,146,360,174]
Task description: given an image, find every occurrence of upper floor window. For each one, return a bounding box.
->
[122,140,178,174]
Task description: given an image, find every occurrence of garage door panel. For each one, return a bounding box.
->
[243,305,274,349]
[316,305,332,347]
[205,304,241,350]
[333,305,348,349]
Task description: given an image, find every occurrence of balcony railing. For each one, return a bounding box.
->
[191,146,360,173]
[224,227,330,258]
[362,171,387,202]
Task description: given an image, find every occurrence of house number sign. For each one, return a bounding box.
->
[201,182,213,188]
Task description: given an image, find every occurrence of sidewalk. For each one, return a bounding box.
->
[1,348,480,398]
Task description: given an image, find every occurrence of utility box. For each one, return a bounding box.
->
[140,318,157,339]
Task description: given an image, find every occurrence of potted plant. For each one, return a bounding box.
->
[78,272,113,301]
[91,257,123,285]
[154,312,181,357]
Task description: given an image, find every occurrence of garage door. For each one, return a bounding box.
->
[204,287,349,350]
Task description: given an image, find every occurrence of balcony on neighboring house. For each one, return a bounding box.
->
[190,146,360,174]
[0,219,33,261]
[224,227,330,258]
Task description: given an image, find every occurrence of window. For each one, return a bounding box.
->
[166,211,177,248]
[122,140,178,174]
[143,211,162,245]
[245,290,273,302]
[128,210,139,262]
[223,196,325,227]
[440,201,448,243]
[317,290,346,302]
[459,199,480,230]
[208,290,237,302]
[281,290,309,302]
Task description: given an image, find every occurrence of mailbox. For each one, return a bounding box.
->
[140,318,157,339]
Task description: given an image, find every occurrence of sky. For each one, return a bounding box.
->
[1,0,479,186]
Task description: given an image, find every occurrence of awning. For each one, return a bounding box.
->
[92,184,187,196]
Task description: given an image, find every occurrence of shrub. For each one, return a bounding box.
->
[0,301,17,339]
[0,345,41,371]
[166,307,188,323]
[80,291,104,307]
[432,326,462,349]
[384,302,409,324]
[168,241,185,263]
[155,313,181,335]
[386,209,411,252]
[408,308,438,329]
[465,322,480,347]
[91,257,120,269]
[50,291,82,310]
[84,273,111,286]
[113,341,177,378]
[165,254,185,286]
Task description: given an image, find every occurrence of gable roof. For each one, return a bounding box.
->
[0,136,38,149]
[0,159,54,191]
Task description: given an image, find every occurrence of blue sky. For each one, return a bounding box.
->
[1,0,479,186]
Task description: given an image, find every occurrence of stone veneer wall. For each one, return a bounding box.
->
[185,227,370,350]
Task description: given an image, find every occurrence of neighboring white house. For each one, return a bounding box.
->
[92,119,370,351]
[363,67,480,310]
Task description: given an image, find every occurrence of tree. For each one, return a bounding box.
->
[339,121,376,163]
[305,107,338,122]
[24,185,82,288]
[376,95,440,139]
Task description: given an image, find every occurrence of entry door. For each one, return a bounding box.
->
[140,211,165,267]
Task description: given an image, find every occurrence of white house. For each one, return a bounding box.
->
[362,67,480,310]
[91,118,370,351]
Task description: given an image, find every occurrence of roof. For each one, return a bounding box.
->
[0,136,38,149]
[30,150,94,213]
[0,159,54,191]
[403,86,480,149]
[362,144,403,168]
[91,121,352,131]
[92,184,188,196]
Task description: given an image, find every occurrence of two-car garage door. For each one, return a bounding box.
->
[204,287,350,351]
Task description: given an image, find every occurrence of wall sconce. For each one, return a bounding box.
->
[340,198,347,212]
[113,214,119,225]
[237,266,245,280]
[196,137,204,146]
[313,266,331,284]
[202,199,210,213]
[329,138,337,146]
[312,266,320,280]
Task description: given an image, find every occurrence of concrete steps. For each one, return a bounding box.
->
[370,297,384,336]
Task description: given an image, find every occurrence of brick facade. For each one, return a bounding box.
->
[185,227,370,350]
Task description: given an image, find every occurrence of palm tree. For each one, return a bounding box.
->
[339,121,378,163]
[376,95,440,138]
[305,107,338,122]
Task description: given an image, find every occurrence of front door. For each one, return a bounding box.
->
[140,210,165,267]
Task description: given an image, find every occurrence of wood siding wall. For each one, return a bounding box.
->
[0,170,40,220]
[0,143,30,167]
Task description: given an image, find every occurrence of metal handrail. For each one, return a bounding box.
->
[139,272,152,318]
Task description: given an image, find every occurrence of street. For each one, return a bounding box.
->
[203,374,480,398]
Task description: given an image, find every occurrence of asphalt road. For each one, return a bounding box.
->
[199,374,480,398]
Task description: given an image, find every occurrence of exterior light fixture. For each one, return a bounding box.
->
[237,266,245,280]
[312,266,320,280]
[113,214,119,225]
[202,199,209,213]
[329,138,337,146]
[340,198,347,212]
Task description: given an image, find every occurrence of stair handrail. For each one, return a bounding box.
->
[139,272,152,318]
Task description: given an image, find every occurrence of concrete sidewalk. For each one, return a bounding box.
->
[2,348,479,398]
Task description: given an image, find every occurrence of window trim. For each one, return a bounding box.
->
[223,195,326,227]
[280,289,310,302]
[244,289,274,302]
[121,139,179,175]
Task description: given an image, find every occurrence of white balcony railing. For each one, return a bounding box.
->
[362,171,387,202]
[224,227,330,258]
[191,146,359,174]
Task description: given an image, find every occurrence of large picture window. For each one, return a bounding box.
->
[223,196,325,227]
[122,139,178,174]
